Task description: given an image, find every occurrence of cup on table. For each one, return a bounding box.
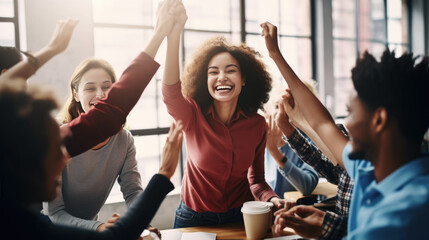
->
[241,201,272,239]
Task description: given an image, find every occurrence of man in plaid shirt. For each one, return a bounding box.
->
[286,129,353,239]
[276,102,353,239]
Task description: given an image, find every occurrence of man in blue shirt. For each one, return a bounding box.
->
[261,23,429,240]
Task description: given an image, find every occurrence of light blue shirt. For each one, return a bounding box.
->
[343,143,429,239]
[265,143,318,197]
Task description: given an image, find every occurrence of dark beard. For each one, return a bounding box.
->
[348,149,366,160]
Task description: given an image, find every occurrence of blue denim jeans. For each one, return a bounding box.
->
[173,201,243,228]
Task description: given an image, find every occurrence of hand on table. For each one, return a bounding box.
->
[273,205,325,239]
[269,197,296,213]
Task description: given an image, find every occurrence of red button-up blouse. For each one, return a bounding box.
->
[162,81,277,213]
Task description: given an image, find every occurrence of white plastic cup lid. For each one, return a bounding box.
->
[241,201,271,214]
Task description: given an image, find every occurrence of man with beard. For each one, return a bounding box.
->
[262,21,429,240]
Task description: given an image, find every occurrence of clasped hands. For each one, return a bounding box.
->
[272,202,326,239]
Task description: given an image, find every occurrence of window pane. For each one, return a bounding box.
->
[334,78,354,117]
[333,40,356,79]
[387,19,403,44]
[0,0,14,17]
[387,0,402,18]
[92,0,153,25]
[157,79,174,127]
[359,41,385,58]
[332,0,356,38]
[246,34,281,82]
[246,0,279,33]
[359,0,386,42]
[0,22,15,46]
[94,27,150,75]
[279,0,311,36]
[183,31,232,60]
[127,80,158,129]
[280,37,312,81]
[184,0,231,31]
[388,44,407,56]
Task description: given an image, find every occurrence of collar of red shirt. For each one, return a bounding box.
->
[204,104,248,123]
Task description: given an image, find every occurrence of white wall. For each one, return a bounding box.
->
[24,0,94,104]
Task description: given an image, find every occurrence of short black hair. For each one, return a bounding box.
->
[351,49,429,144]
[0,46,22,71]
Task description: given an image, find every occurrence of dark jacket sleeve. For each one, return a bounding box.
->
[38,174,174,240]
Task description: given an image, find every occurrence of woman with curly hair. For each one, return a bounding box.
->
[162,17,286,227]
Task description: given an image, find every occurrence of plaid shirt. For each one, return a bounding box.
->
[287,129,353,240]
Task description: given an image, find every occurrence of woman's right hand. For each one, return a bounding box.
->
[168,0,188,38]
[154,0,177,39]
[159,121,183,179]
[46,18,78,55]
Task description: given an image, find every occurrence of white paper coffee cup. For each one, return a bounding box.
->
[241,201,271,239]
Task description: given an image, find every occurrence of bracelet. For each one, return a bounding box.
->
[19,50,39,69]
[281,156,287,164]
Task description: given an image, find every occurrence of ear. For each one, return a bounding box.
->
[73,90,80,102]
[372,107,388,134]
[242,77,246,86]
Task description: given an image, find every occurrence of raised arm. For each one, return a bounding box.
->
[278,90,343,168]
[64,1,179,157]
[261,22,348,166]
[163,0,187,85]
[0,19,78,82]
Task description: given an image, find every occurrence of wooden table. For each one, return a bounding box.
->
[162,182,338,239]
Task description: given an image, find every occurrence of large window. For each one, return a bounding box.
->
[245,0,313,85]
[332,0,409,117]
[0,0,19,48]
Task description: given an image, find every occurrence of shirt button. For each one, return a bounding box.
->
[366,199,371,205]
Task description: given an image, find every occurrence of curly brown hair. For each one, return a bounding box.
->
[182,36,272,113]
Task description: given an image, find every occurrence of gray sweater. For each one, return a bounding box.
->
[43,129,142,230]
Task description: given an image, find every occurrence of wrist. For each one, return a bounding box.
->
[158,169,173,179]
[268,50,282,60]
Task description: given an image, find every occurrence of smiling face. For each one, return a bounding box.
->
[207,52,245,106]
[74,68,113,113]
[345,90,374,160]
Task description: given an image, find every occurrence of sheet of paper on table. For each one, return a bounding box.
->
[160,231,216,240]
[181,232,216,240]
[265,234,308,240]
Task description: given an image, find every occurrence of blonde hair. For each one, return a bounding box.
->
[59,58,116,123]
[263,78,318,116]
